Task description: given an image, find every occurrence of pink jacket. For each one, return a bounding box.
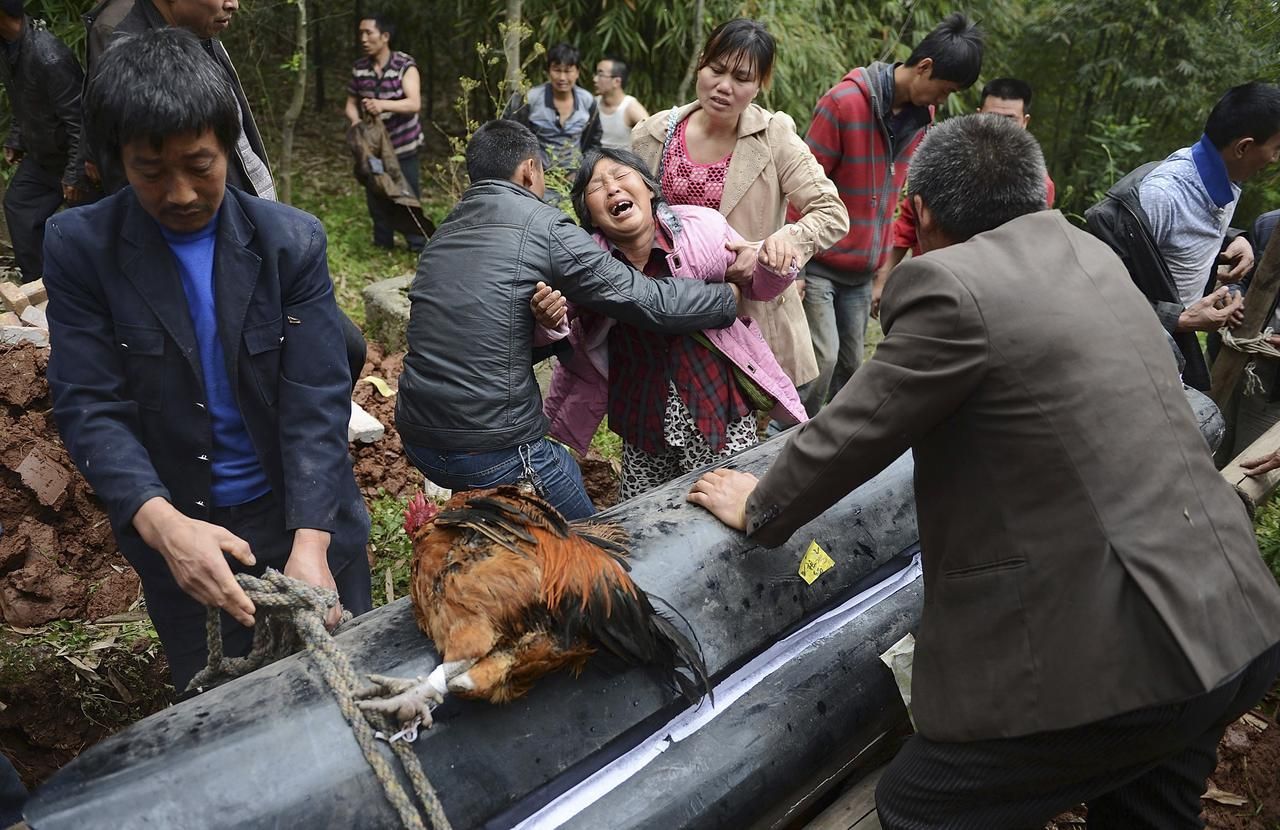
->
[544,203,808,454]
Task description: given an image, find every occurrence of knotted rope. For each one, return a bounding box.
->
[187,569,452,830]
[1220,326,1280,396]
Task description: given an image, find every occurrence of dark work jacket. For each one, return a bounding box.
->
[0,16,87,188]
[43,187,360,572]
[396,178,738,452]
[80,0,273,197]
[1085,162,1212,391]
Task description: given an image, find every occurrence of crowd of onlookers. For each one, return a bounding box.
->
[4,1,1280,824]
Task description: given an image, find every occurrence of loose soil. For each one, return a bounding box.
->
[0,342,172,789]
[351,341,419,500]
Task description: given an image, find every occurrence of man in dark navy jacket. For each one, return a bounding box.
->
[43,29,371,691]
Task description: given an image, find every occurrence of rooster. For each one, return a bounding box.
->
[356,485,710,729]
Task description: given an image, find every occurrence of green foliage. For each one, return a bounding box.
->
[1254,494,1280,586]
[367,491,413,607]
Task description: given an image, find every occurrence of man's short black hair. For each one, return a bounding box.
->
[547,42,580,68]
[603,56,629,86]
[981,77,1033,110]
[360,13,395,42]
[905,13,984,89]
[466,119,541,183]
[86,28,239,164]
[0,0,24,19]
[1204,82,1280,150]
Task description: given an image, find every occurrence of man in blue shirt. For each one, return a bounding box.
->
[43,28,371,692]
[1088,82,1280,390]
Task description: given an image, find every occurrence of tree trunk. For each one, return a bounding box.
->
[675,0,705,104]
[311,8,325,111]
[279,0,308,205]
[503,0,523,102]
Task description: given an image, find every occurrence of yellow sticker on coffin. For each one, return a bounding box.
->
[799,540,835,585]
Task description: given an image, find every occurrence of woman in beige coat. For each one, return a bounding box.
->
[631,18,849,387]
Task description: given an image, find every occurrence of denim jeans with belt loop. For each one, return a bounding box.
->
[403,437,596,520]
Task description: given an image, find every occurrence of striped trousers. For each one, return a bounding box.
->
[877,641,1280,829]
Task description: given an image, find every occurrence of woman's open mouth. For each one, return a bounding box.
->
[608,200,635,218]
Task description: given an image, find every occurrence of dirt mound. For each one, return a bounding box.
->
[0,342,169,789]
[1202,692,1280,829]
[0,344,140,627]
[351,342,421,500]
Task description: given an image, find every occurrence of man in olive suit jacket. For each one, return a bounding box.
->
[689,114,1280,828]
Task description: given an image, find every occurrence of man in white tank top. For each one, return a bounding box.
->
[593,56,649,149]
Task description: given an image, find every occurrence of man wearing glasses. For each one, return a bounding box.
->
[593,55,648,150]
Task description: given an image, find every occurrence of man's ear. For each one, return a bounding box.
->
[914,57,934,81]
[913,195,930,228]
[1231,136,1255,160]
[517,157,537,189]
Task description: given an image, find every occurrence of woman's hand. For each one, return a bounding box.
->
[759,227,803,276]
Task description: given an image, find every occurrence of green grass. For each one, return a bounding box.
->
[291,186,417,324]
[366,490,414,608]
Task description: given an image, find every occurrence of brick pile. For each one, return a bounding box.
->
[0,278,49,347]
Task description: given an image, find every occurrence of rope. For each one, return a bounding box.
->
[1220,327,1280,396]
[187,569,453,830]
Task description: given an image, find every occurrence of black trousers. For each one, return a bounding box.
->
[340,310,368,390]
[366,151,425,252]
[3,155,64,282]
[877,641,1280,829]
[137,485,373,694]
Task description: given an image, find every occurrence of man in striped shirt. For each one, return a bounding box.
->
[345,13,424,252]
[791,14,983,416]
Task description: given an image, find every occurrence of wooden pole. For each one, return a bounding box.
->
[1220,418,1280,512]
[1210,227,1280,410]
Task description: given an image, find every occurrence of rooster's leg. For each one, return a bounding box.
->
[443,652,517,701]
[355,672,447,728]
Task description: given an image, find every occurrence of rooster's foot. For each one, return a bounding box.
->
[355,672,445,729]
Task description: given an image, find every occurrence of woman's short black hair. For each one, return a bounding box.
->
[697,18,775,89]
[570,147,664,234]
[905,13,985,89]
[86,28,239,163]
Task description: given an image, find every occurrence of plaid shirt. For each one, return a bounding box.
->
[606,238,750,453]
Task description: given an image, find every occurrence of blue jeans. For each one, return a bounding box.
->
[799,264,873,416]
[403,438,595,520]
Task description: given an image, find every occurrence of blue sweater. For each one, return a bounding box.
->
[160,214,271,507]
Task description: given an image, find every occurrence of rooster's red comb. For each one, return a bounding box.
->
[403,492,437,536]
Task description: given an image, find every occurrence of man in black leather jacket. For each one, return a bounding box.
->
[0,1,89,282]
[397,119,741,518]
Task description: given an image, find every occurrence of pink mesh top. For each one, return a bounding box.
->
[660,119,732,210]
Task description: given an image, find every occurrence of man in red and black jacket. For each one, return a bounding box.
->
[789,14,983,416]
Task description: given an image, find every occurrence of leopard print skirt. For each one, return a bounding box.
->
[619,382,759,501]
